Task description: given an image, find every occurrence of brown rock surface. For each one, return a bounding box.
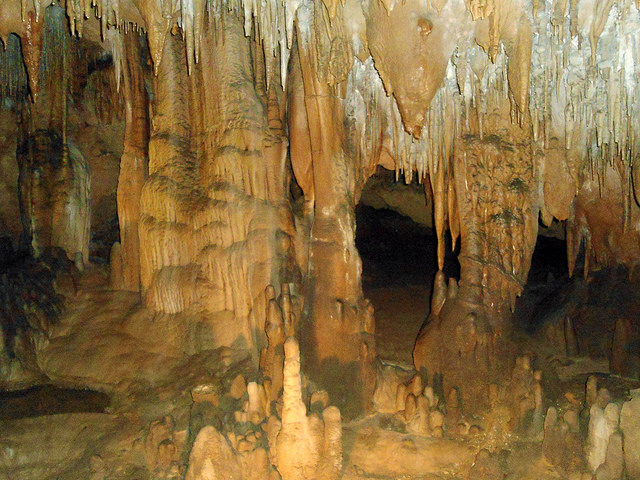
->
[184,426,241,480]
[1,1,640,480]
[620,394,640,479]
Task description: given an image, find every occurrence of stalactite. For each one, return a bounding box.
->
[0,34,28,100]
[12,5,91,263]
[529,0,640,274]
[21,10,43,102]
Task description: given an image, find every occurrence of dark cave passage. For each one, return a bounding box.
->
[355,202,460,364]
[513,230,640,379]
[354,203,604,368]
[514,232,573,334]
[0,385,110,420]
[356,204,438,289]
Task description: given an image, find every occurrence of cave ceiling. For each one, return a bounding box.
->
[2,0,637,282]
[2,0,638,158]
[2,0,639,278]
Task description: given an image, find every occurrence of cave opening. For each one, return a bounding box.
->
[0,385,111,420]
[513,225,571,335]
[355,168,460,365]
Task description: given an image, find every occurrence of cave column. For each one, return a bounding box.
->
[414,99,539,412]
[191,15,292,357]
[294,6,376,413]
[138,12,294,359]
[115,32,149,292]
[138,29,197,314]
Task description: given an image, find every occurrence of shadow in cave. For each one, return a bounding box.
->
[513,231,575,334]
[356,204,460,289]
[514,227,640,374]
[355,202,460,365]
[0,385,111,420]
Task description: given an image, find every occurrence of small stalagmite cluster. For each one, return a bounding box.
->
[137,286,343,480]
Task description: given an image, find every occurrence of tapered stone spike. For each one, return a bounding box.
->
[109,242,124,289]
[404,393,417,422]
[431,271,447,316]
[611,318,633,376]
[587,402,619,473]
[281,283,294,336]
[275,336,343,480]
[586,380,600,412]
[282,337,304,420]
[446,278,458,299]
[563,317,579,356]
[322,406,342,476]
[21,10,43,102]
[395,384,408,412]
[408,375,423,397]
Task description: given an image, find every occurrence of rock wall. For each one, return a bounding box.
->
[0,5,124,262]
[15,6,92,265]
[113,32,149,291]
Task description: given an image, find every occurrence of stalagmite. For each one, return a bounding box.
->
[431,271,447,316]
[184,426,242,480]
[404,393,417,422]
[109,241,124,289]
[395,383,408,412]
[593,432,623,480]
[587,402,619,473]
[564,316,579,356]
[261,285,287,400]
[610,318,638,377]
[275,337,342,480]
[620,394,640,479]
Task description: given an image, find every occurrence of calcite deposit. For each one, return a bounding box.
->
[1,0,640,478]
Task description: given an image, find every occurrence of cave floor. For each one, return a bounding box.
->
[366,284,430,366]
[1,263,639,479]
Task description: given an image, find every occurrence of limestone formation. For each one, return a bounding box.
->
[468,449,504,480]
[2,0,640,411]
[184,426,241,480]
[115,31,149,293]
[230,375,247,400]
[260,284,288,401]
[587,402,620,473]
[1,0,640,479]
[593,432,623,480]
[620,393,640,479]
[142,416,186,479]
[274,338,342,480]
[542,406,583,472]
[611,318,639,378]
[109,242,124,290]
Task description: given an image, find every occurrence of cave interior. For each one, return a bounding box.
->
[1,0,640,478]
